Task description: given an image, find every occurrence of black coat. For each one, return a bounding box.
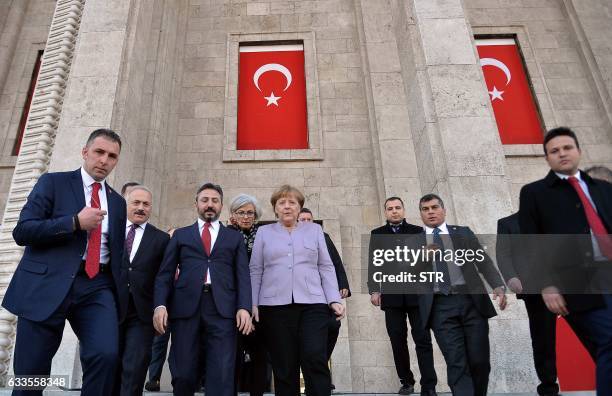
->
[417,225,504,326]
[118,223,170,324]
[324,232,351,296]
[518,170,612,312]
[368,220,423,308]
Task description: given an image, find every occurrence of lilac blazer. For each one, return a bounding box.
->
[250,221,341,306]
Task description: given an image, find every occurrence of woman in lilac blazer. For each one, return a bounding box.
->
[250,185,345,396]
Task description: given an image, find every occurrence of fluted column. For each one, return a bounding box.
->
[0,0,86,382]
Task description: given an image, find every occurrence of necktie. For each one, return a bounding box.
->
[85,182,102,278]
[567,176,612,259]
[433,227,451,295]
[202,222,212,283]
[125,223,138,260]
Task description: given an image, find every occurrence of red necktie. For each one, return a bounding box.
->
[202,222,211,282]
[85,182,102,278]
[567,176,612,259]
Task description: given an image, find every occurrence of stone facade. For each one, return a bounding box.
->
[0,0,611,393]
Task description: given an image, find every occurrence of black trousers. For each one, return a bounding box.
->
[235,329,270,396]
[523,296,559,395]
[430,294,489,396]
[384,305,437,390]
[148,328,170,382]
[116,296,155,396]
[260,303,331,396]
[327,309,341,361]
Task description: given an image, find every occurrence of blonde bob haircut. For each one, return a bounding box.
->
[270,185,305,209]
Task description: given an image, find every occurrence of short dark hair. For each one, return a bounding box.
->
[543,127,579,155]
[384,196,404,209]
[300,207,313,215]
[121,181,140,196]
[86,128,122,150]
[196,182,223,201]
[419,193,445,209]
[585,165,612,183]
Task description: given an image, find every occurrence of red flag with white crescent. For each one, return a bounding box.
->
[237,44,308,150]
[476,39,543,144]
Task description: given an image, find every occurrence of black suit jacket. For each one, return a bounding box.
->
[3,169,126,322]
[154,222,251,319]
[418,225,504,327]
[324,232,351,296]
[368,220,423,309]
[519,170,611,312]
[118,223,170,324]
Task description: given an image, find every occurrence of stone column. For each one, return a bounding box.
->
[0,0,86,382]
[402,0,513,232]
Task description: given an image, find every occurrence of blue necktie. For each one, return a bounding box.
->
[433,227,451,295]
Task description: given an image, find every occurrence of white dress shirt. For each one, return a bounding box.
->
[125,221,147,262]
[198,218,220,284]
[80,167,110,264]
[556,171,605,261]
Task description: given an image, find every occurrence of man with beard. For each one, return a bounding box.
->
[115,185,169,395]
[153,182,252,396]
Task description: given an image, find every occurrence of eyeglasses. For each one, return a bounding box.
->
[235,210,256,218]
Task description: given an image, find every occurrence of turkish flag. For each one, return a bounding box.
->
[476,39,543,144]
[237,44,308,150]
[556,317,596,391]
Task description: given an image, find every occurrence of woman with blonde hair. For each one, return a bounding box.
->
[250,185,345,396]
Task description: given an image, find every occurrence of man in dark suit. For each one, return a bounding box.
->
[368,197,437,396]
[153,182,252,396]
[519,127,612,395]
[298,207,351,391]
[496,213,559,396]
[417,194,506,396]
[115,185,169,395]
[3,129,126,396]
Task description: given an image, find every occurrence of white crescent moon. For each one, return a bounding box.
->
[480,58,511,86]
[253,63,292,92]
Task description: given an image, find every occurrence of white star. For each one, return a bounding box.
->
[264,92,281,107]
[489,86,504,101]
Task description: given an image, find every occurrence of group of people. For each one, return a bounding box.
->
[366,127,611,396]
[3,129,350,396]
[2,125,611,396]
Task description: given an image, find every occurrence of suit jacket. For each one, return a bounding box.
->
[496,213,520,281]
[3,169,126,322]
[418,225,505,327]
[518,170,611,312]
[154,222,251,320]
[118,223,170,324]
[368,220,423,309]
[250,222,341,306]
[324,232,351,296]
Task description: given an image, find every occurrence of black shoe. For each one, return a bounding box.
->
[398,383,415,395]
[144,380,160,392]
[331,383,336,392]
[420,390,437,396]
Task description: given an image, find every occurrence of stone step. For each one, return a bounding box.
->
[0,390,598,396]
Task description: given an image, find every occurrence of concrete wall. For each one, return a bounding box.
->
[0,0,55,217]
[1,0,612,393]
